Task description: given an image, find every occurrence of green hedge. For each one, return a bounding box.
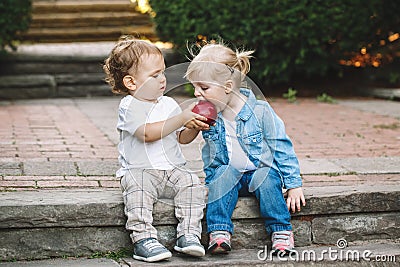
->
[0,0,32,52]
[149,0,400,86]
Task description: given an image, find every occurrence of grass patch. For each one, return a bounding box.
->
[373,122,399,130]
[283,87,297,103]
[316,93,337,104]
[327,171,357,177]
[90,248,130,261]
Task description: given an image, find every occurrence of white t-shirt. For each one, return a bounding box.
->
[223,118,256,172]
[116,95,186,177]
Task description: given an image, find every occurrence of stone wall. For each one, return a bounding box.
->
[1,185,399,260]
[0,48,181,99]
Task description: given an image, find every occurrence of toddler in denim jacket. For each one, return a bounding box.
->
[185,42,306,255]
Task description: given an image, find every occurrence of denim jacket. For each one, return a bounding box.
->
[201,89,302,189]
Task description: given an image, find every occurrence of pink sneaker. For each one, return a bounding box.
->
[208,231,231,254]
[271,230,295,255]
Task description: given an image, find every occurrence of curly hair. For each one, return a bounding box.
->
[103,36,163,95]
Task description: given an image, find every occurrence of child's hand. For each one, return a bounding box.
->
[185,118,210,131]
[182,103,211,131]
[284,187,306,213]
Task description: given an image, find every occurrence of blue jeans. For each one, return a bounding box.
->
[205,165,292,235]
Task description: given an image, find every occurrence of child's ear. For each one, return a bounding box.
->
[224,79,233,94]
[123,75,136,91]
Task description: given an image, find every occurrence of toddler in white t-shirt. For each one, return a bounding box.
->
[103,36,210,262]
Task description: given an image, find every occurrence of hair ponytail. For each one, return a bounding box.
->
[186,40,255,85]
[234,49,254,75]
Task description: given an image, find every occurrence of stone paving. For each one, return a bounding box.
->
[0,95,399,191]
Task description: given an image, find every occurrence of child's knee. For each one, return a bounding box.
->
[250,167,282,192]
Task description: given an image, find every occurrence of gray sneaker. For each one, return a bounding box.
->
[174,234,205,257]
[133,238,172,262]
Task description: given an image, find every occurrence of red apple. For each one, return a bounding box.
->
[192,100,217,125]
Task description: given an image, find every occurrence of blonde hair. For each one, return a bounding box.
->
[103,36,163,95]
[185,42,254,86]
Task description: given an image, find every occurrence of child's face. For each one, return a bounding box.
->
[191,80,230,113]
[130,53,166,101]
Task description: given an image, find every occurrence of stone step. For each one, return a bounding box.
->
[122,243,400,266]
[1,242,399,266]
[19,25,157,43]
[0,258,121,267]
[29,12,151,28]
[0,47,181,99]
[363,88,400,101]
[19,0,155,43]
[0,74,110,99]
[32,0,136,13]
[0,184,399,261]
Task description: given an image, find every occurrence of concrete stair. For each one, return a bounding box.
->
[1,185,399,261]
[1,244,399,266]
[0,52,113,99]
[123,244,400,266]
[0,43,182,99]
[18,0,156,43]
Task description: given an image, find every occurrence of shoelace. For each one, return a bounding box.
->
[142,239,164,251]
[272,233,290,245]
[185,234,199,243]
